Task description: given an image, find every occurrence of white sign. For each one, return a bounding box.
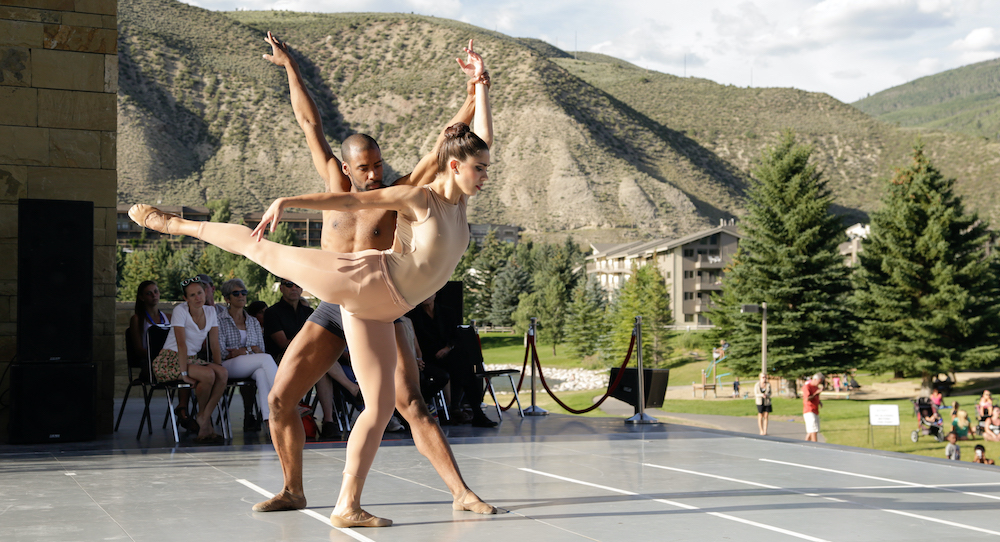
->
[869,404,900,426]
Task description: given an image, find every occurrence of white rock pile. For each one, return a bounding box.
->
[483,364,610,393]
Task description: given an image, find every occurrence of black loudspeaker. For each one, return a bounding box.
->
[435,280,464,329]
[609,368,670,413]
[8,362,97,443]
[17,199,94,362]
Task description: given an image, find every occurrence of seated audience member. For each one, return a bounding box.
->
[973,444,995,465]
[953,409,975,441]
[408,290,495,427]
[151,276,228,443]
[128,280,169,361]
[247,301,268,328]
[316,354,364,439]
[945,432,961,460]
[977,390,994,425]
[263,279,312,363]
[983,407,1000,443]
[217,278,279,434]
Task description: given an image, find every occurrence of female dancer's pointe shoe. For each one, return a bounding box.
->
[329,509,392,528]
[128,204,178,234]
[453,488,497,514]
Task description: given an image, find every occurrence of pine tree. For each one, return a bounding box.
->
[566,276,608,358]
[603,264,670,365]
[851,145,1000,391]
[489,263,531,326]
[709,131,855,379]
[466,231,514,324]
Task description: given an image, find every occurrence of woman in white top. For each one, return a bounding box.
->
[152,276,228,443]
[216,278,278,431]
[754,372,772,436]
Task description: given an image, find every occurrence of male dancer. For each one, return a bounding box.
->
[251,32,495,518]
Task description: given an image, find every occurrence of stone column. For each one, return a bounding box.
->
[0,0,117,438]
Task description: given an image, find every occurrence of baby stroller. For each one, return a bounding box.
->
[911,397,944,442]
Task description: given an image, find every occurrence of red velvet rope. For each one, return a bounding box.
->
[530,330,636,414]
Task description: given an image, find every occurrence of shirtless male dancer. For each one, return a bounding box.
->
[251,32,495,518]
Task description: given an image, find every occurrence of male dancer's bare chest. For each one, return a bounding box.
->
[321,208,396,253]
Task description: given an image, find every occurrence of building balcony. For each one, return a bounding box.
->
[694,301,715,312]
[693,254,724,269]
[694,281,722,291]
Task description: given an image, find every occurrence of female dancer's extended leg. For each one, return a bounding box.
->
[130,206,367,313]
[330,312,398,528]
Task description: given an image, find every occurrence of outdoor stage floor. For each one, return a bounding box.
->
[3,411,1000,542]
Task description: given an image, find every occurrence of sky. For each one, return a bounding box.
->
[179,0,1000,103]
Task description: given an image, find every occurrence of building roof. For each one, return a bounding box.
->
[587,224,742,261]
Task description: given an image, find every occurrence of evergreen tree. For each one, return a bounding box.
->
[708,131,855,379]
[603,264,671,365]
[566,275,608,358]
[451,238,479,320]
[466,231,514,324]
[489,263,531,326]
[206,198,231,223]
[851,145,1000,390]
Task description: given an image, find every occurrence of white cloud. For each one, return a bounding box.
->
[948,27,999,49]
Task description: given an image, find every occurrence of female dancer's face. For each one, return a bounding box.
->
[140,284,160,308]
[183,283,206,308]
[452,150,490,197]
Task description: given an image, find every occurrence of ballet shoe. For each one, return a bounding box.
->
[453,488,497,514]
[252,491,306,512]
[128,204,178,234]
[329,509,392,528]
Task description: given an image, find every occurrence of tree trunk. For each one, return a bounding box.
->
[920,372,933,397]
[893,370,905,379]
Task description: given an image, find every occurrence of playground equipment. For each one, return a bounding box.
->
[692,354,729,398]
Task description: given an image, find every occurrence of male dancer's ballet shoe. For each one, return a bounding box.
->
[329,509,392,528]
[252,490,306,512]
[128,204,178,235]
[453,488,497,514]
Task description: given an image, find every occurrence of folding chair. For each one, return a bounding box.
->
[115,329,146,432]
[138,325,194,442]
[219,376,258,439]
[455,325,524,423]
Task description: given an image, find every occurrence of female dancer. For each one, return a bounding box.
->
[129,55,491,526]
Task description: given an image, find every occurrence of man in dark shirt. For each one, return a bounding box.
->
[263,280,313,363]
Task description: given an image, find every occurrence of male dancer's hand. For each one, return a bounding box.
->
[263,31,294,67]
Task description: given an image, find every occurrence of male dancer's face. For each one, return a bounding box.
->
[342,148,384,192]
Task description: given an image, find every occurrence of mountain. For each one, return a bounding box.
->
[853,57,1000,142]
[117,0,1000,243]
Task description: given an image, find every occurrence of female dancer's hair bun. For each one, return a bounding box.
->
[437,122,488,173]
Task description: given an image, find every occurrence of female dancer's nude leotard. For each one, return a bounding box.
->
[188,185,469,323]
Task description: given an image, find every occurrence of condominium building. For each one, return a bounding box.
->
[586,221,742,326]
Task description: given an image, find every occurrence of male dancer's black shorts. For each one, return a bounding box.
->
[306,301,405,342]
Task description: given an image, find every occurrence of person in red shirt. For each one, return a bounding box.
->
[802,373,825,442]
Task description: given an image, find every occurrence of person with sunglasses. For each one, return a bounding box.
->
[150,276,228,444]
[129,38,492,527]
[262,279,313,363]
[217,278,279,434]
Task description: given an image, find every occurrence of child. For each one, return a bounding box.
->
[945,431,961,461]
[973,444,995,465]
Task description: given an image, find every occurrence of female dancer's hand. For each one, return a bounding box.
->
[456,39,485,79]
[262,31,293,67]
[252,198,287,241]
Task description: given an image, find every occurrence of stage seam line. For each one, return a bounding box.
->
[236,479,375,542]
[520,468,830,542]
[644,462,1000,536]
[760,458,1000,501]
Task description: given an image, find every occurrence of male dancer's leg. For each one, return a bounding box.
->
[392,323,496,513]
[252,322,344,512]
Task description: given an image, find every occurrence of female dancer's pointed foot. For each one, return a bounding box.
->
[329,509,392,528]
[128,204,178,234]
[252,490,306,512]
[453,488,497,514]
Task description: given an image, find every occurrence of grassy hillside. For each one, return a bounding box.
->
[117,0,1000,240]
[853,57,1000,142]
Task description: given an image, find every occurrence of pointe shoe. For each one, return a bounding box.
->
[453,488,497,514]
[329,509,392,528]
[128,204,178,234]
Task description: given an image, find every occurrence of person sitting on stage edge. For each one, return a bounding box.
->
[217,278,279,434]
[151,276,228,444]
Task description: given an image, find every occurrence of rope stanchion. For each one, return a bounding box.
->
[523,317,548,416]
[625,315,658,424]
[529,324,638,415]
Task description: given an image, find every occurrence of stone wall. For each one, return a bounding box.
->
[0,0,117,439]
